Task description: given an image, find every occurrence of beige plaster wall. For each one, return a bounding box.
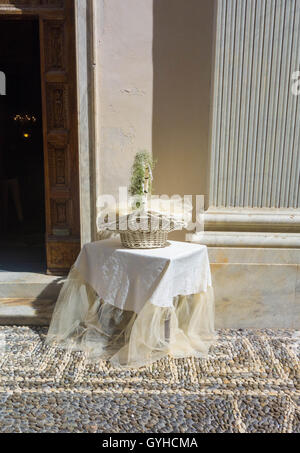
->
[96,0,215,222]
[152,0,215,240]
[152,0,214,201]
[97,0,153,199]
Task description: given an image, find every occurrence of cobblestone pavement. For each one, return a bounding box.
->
[0,327,299,433]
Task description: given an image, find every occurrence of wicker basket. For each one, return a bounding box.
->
[120,229,169,249]
[100,209,185,249]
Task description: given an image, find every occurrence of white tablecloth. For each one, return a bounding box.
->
[47,239,216,368]
[74,239,212,313]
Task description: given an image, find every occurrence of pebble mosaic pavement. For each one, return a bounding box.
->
[0,327,299,433]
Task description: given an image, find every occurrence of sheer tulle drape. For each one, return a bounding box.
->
[46,267,216,368]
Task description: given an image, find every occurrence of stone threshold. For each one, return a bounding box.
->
[0,298,55,326]
[0,271,65,326]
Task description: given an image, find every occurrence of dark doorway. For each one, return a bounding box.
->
[0,18,46,273]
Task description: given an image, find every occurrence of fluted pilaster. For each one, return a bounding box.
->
[210,0,300,209]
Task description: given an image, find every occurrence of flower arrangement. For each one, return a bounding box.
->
[97,150,187,248]
[129,151,155,197]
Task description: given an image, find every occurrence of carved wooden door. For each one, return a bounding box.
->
[39,0,80,274]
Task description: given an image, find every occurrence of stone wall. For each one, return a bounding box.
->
[96,0,153,199]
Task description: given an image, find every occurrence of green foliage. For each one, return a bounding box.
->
[129,151,156,197]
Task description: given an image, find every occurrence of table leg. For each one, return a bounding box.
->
[164,318,170,343]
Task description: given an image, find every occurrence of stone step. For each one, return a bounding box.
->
[0,272,64,325]
[0,298,55,326]
[0,272,65,299]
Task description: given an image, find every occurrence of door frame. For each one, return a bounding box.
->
[0,0,97,274]
[73,0,98,247]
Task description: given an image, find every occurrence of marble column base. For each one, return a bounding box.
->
[207,247,300,329]
[188,231,300,328]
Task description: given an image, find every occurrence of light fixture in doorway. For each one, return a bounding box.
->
[13,113,38,140]
[13,113,37,124]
